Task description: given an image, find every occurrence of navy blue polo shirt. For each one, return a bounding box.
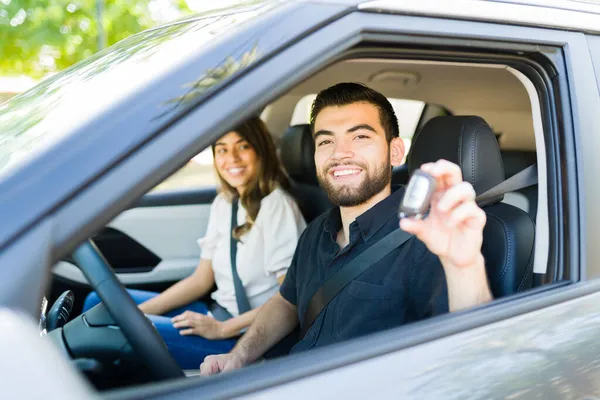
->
[279,186,449,353]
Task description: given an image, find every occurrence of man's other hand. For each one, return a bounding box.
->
[200,353,244,376]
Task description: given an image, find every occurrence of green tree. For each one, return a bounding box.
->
[0,0,191,78]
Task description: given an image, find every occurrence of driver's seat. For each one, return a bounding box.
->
[280,124,332,223]
[407,116,535,297]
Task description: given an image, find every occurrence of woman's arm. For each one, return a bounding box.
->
[218,274,286,338]
[138,258,215,315]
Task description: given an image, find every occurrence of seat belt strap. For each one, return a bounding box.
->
[476,163,538,206]
[301,228,413,337]
[230,198,252,315]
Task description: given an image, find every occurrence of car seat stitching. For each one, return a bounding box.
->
[517,212,536,292]
[471,122,487,188]
[486,212,511,285]
[518,251,535,292]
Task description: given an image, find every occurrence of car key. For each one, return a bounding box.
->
[398,169,437,220]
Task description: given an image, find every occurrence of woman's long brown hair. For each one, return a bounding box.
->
[212,117,290,240]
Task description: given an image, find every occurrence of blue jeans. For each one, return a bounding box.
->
[82,289,237,369]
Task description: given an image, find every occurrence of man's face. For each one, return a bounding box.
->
[313,102,404,207]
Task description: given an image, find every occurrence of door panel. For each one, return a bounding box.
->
[52,188,217,294]
[108,203,211,262]
[92,227,161,273]
[107,188,215,283]
[53,258,202,286]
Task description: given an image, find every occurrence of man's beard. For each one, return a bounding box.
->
[317,158,391,207]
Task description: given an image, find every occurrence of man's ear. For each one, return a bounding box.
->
[389,137,405,167]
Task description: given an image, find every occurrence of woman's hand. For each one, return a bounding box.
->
[172,311,225,340]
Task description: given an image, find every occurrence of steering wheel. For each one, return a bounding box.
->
[72,240,183,380]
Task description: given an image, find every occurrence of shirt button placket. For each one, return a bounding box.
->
[309,314,323,343]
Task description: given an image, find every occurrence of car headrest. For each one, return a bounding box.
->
[407,116,506,204]
[280,124,318,185]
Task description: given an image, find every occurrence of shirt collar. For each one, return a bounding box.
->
[323,185,405,243]
[324,207,342,242]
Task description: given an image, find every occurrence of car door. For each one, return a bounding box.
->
[3,0,600,398]
[108,2,600,399]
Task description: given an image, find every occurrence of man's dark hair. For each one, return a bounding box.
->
[310,82,399,142]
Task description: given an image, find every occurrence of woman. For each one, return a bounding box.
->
[83,117,306,369]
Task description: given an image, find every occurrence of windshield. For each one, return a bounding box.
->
[0,0,275,180]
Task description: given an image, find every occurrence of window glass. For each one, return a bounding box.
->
[290,94,425,161]
[151,148,217,192]
[389,98,426,158]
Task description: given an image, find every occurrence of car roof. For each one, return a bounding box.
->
[359,0,600,33]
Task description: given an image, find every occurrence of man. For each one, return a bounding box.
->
[200,82,492,375]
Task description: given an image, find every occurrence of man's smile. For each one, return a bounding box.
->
[327,165,364,181]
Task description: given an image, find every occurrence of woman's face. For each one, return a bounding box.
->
[214,131,259,195]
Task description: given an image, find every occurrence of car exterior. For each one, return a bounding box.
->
[2,0,600,399]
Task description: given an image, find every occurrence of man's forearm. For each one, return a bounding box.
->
[221,306,262,338]
[442,254,493,312]
[230,292,298,365]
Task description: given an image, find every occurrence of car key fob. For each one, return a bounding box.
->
[398,169,437,220]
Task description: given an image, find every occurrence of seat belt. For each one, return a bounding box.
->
[230,197,252,315]
[301,163,539,338]
[475,163,538,206]
[301,228,413,336]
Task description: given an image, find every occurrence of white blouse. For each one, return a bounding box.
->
[197,188,306,316]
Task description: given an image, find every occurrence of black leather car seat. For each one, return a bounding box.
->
[394,144,539,224]
[407,116,535,297]
[280,124,332,223]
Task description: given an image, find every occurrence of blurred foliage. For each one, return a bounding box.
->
[0,0,191,78]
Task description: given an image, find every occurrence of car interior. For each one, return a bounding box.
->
[46,56,545,390]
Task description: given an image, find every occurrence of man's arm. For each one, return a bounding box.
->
[441,254,491,312]
[401,160,492,312]
[219,275,290,338]
[199,292,298,375]
[232,292,298,363]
